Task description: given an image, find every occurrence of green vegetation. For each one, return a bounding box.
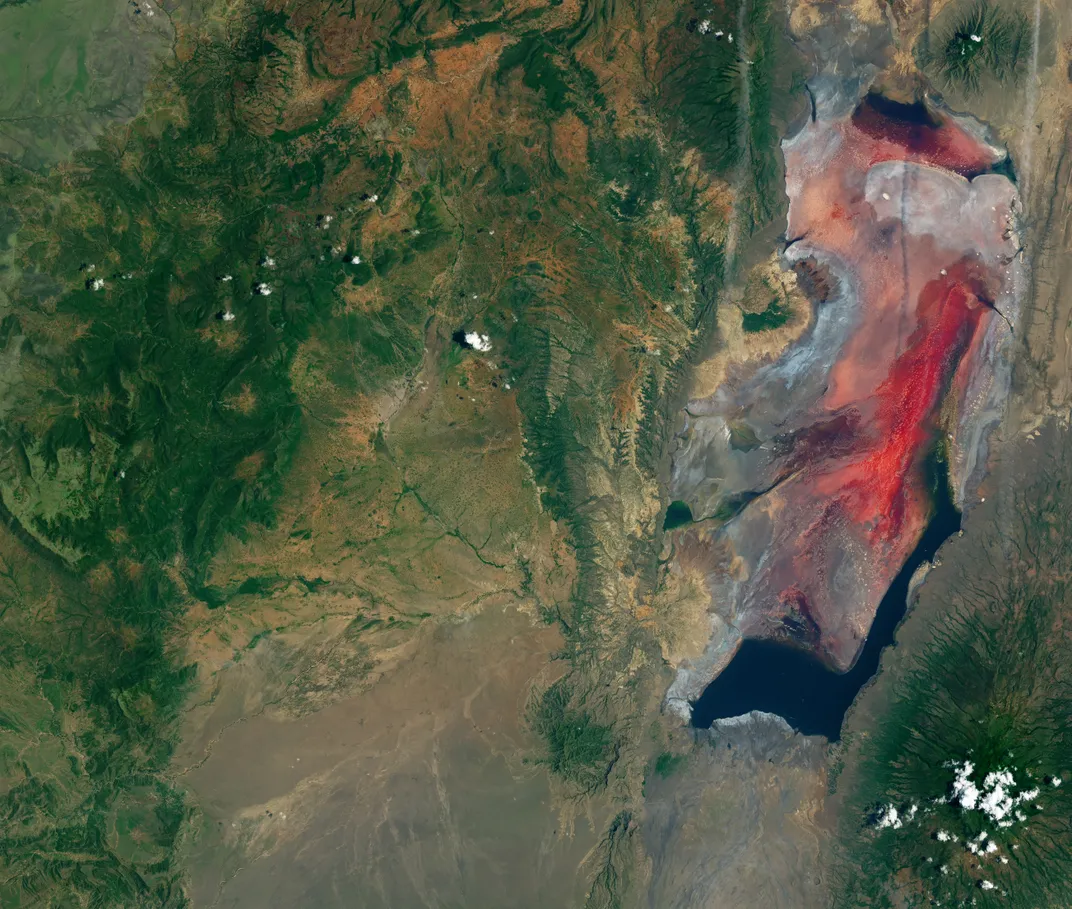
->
[655,0,805,233]
[0,560,195,906]
[0,0,804,902]
[920,0,1029,93]
[742,297,790,332]
[511,0,801,778]
[497,37,575,114]
[728,421,762,451]
[653,750,687,779]
[663,500,694,531]
[0,4,446,903]
[712,491,759,522]
[0,0,170,168]
[833,437,1072,908]
[530,679,618,792]
[584,810,639,909]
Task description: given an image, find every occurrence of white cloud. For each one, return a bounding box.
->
[979,769,1016,822]
[967,831,990,856]
[875,805,902,830]
[952,761,980,811]
[464,332,492,352]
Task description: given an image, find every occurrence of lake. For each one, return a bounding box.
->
[690,457,962,740]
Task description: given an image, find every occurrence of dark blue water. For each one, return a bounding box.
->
[663,500,694,531]
[690,459,961,740]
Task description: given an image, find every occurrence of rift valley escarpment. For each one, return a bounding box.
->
[665,87,1024,717]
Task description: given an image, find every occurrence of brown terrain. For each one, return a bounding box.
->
[168,1,1072,908]
[647,1,1072,908]
[177,606,605,909]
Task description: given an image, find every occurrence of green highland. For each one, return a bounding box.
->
[2,0,1068,905]
[833,435,1072,908]
[0,0,805,904]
